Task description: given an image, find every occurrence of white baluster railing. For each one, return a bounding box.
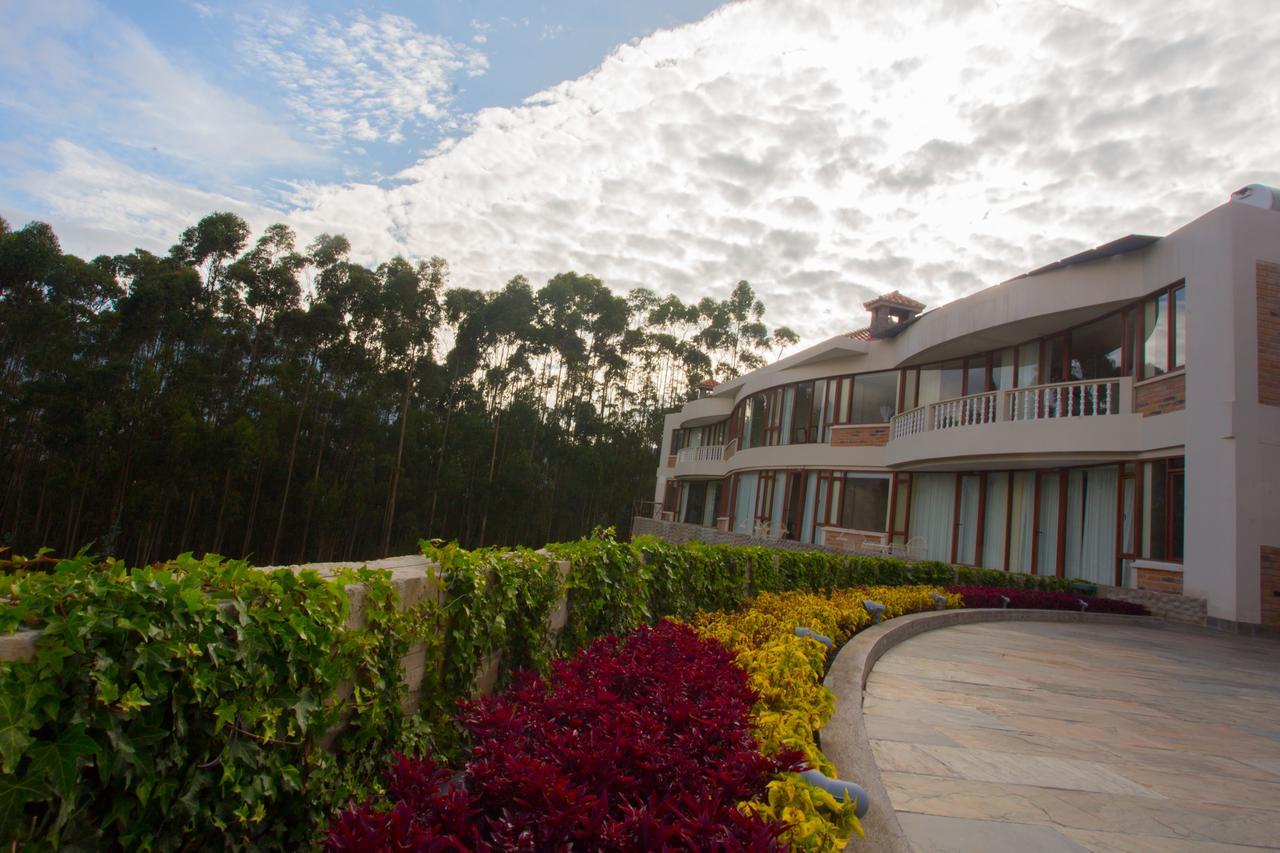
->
[676,444,726,464]
[1005,379,1122,422]
[890,405,928,440]
[929,391,999,431]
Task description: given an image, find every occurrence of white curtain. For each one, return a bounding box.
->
[1037,473,1060,574]
[1007,472,1035,572]
[982,474,1008,569]
[703,483,720,528]
[800,473,817,543]
[1081,467,1118,584]
[956,476,980,564]
[771,472,787,533]
[1064,470,1086,575]
[733,473,758,534]
[909,473,955,561]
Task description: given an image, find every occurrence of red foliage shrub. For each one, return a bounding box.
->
[948,586,1147,615]
[327,621,803,850]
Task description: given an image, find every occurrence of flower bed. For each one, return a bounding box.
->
[692,585,960,850]
[947,586,1148,615]
[328,621,803,849]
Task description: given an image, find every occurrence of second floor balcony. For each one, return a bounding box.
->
[886,376,1158,467]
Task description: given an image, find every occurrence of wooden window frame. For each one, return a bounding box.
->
[1137,280,1187,381]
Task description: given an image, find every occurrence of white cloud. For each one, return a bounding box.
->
[18,0,1280,348]
[13,141,272,254]
[0,1,318,172]
[238,11,489,145]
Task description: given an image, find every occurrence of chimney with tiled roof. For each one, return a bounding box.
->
[863,290,925,338]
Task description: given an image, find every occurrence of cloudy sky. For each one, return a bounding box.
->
[2,0,1277,346]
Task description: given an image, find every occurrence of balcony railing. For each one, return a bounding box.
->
[676,444,726,464]
[1007,379,1121,421]
[889,378,1126,440]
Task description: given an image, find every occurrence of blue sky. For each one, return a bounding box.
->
[3,0,1278,346]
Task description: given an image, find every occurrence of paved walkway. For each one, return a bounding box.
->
[863,622,1280,852]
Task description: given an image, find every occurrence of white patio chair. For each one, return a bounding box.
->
[904,536,928,561]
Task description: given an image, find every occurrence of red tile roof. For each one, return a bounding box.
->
[697,378,719,389]
[845,327,873,341]
[862,290,925,311]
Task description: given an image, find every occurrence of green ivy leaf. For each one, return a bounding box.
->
[0,694,33,773]
[0,774,44,841]
[26,725,98,799]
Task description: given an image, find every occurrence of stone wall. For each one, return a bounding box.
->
[1095,583,1206,625]
[1134,371,1186,416]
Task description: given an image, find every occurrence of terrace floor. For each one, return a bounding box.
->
[864,621,1280,852]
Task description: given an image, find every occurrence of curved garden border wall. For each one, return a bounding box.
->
[820,608,1156,852]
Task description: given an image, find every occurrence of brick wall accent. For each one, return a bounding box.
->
[1262,546,1280,628]
[1095,584,1207,625]
[1135,566,1184,594]
[666,454,676,468]
[1134,371,1185,416]
[829,425,891,447]
[1259,261,1280,407]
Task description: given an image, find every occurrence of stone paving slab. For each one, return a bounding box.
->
[864,622,1280,851]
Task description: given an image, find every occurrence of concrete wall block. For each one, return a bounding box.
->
[0,629,42,663]
[475,652,503,696]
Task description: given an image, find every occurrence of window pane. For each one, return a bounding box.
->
[1145,459,1168,560]
[991,349,1015,390]
[840,475,890,531]
[917,365,942,406]
[1173,286,1186,367]
[1143,293,1169,377]
[748,394,766,448]
[1070,313,1123,380]
[850,371,898,423]
[1170,468,1184,561]
[791,381,814,443]
[939,360,964,401]
[965,357,989,395]
[1046,335,1066,384]
[1017,342,1039,387]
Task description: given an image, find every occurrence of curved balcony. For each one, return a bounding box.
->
[671,440,734,478]
[886,378,1148,467]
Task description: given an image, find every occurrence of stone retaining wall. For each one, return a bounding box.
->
[1096,583,1206,625]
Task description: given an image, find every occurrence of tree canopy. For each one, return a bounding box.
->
[0,212,798,564]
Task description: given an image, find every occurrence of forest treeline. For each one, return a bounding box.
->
[0,212,798,565]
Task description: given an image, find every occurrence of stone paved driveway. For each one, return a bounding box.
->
[864,621,1280,852]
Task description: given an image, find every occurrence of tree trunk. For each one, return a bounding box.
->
[380,369,413,557]
[270,379,311,564]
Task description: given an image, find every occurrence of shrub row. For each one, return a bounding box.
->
[948,586,1148,615]
[327,621,802,849]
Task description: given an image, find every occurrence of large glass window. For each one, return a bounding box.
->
[1143,292,1170,377]
[838,475,890,531]
[850,371,898,423]
[1071,313,1124,380]
[917,360,963,405]
[746,394,767,449]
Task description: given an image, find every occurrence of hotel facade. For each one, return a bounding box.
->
[650,187,1280,633]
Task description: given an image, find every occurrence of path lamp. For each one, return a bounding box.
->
[863,600,886,624]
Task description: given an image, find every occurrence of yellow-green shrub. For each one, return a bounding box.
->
[690,584,962,851]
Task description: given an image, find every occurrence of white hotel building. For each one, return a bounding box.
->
[650,186,1280,633]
